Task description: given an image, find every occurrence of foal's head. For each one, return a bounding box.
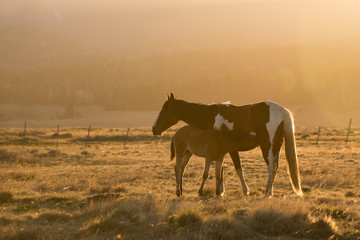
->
[152,93,179,136]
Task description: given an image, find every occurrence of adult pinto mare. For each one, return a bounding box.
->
[153,93,303,197]
[170,125,256,197]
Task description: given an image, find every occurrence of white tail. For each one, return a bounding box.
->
[281,108,303,196]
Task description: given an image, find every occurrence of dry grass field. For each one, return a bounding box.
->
[0,126,359,240]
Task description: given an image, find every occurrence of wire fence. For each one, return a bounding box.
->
[4,119,359,157]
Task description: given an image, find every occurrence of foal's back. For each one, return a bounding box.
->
[173,126,217,158]
[173,126,257,159]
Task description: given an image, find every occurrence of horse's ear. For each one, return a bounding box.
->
[166,93,170,100]
[169,92,175,101]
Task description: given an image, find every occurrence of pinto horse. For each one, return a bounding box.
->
[153,93,303,197]
[170,125,256,197]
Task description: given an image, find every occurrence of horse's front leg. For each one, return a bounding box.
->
[215,159,225,197]
[198,158,211,196]
[229,151,250,196]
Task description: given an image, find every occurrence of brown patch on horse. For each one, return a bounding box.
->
[272,121,284,157]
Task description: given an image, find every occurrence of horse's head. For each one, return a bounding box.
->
[152,93,179,136]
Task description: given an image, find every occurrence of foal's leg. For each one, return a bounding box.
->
[175,155,183,196]
[178,150,192,196]
[229,151,250,196]
[215,159,225,197]
[198,158,211,196]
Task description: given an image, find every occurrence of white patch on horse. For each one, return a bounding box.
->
[250,132,256,136]
[214,113,234,131]
[265,101,283,160]
[152,113,160,129]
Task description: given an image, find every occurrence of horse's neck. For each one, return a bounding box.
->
[175,100,215,130]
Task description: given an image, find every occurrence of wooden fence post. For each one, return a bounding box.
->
[316,126,321,146]
[345,118,352,144]
[56,124,60,150]
[85,125,91,148]
[124,128,130,149]
[23,120,27,148]
[23,120,27,140]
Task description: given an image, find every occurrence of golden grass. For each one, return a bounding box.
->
[0,126,359,239]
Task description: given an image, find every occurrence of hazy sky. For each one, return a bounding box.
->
[2,0,360,56]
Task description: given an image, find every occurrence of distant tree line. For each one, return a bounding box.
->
[1,46,360,113]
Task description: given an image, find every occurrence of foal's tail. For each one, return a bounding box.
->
[282,108,303,196]
[170,137,175,162]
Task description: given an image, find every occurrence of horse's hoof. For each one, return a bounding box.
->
[216,192,225,198]
[264,194,273,199]
[243,191,250,196]
[198,191,203,196]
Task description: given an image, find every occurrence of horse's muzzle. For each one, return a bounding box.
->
[152,127,161,136]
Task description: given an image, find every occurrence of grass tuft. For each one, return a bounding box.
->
[0,217,12,226]
[247,200,338,239]
[86,198,164,238]
[36,212,72,223]
[81,150,94,157]
[308,216,337,239]
[345,191,356,197]
[89,187,111,194]
[0,191,13,203]
[86,193,123,202]
[0,228,40,240]
[205,214,257,240]
[36,150,59,158]
[199,187,214,198]
[312,206,350,220]
[113,186,127,193]
[0,149,18,163]
[249,207,308,236]
[10,172,36,181]
[51,133,73,139]
[169,209,202,227]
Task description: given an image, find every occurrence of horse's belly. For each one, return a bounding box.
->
[187,144,208,158]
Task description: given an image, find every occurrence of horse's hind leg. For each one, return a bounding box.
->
[198,158,211,196]
[229,151,249,196]
[265,152,279,197]
[263,125,283,197]
[215,159,225,197]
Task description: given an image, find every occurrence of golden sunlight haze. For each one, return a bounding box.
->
[1,0,360,126]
